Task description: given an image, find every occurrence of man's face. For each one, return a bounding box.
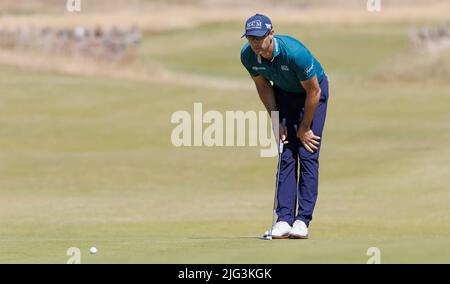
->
[246,31,273,55]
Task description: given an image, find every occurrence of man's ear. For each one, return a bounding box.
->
[268,30,274,43]
[268,30,274,41]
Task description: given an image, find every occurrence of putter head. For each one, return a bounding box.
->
[262,229,273,240]
[259,234,272,240]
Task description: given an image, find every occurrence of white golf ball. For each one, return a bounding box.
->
[89,247,97,254]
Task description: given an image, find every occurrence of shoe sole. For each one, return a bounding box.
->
[288,234,308,239]
[270,234,290,239]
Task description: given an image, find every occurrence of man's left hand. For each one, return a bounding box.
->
[297,126,321,153]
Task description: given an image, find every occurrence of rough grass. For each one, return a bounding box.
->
[1,1,449,31]
[371,49,450,82]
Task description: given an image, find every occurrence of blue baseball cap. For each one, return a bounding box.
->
[241,13,273,38]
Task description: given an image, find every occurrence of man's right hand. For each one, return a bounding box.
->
[279,122,288,144]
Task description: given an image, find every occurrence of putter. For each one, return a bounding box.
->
[264,118,286,240]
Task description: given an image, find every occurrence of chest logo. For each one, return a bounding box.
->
[281,65,289,71]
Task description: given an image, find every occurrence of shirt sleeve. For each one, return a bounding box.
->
[290,48,316,81]
[240,45,259,77]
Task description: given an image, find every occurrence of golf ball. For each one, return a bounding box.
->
[89,247,97,254]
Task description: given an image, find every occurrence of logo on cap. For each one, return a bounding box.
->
[247,20,262,30]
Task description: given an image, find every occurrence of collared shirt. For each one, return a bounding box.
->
[241,35,325,93]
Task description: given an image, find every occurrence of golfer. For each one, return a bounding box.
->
[241,14,329,239]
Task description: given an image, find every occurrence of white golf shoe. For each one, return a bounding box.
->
[263,221,292,239]
[288,220,308,239]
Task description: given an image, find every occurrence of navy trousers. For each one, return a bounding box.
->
[274,76,329,227]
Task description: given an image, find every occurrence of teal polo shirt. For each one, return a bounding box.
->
[240,35,325,93]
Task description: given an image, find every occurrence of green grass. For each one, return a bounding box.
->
[0,19,449,263]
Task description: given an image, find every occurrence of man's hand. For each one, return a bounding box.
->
[279,124,288,144]
[297,126,320,153]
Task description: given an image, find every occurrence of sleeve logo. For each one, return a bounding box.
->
[304,60,314,75]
